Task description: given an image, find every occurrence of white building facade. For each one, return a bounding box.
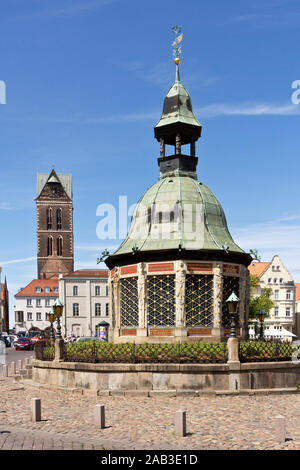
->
[249,255,296,336]
[59,270,110,338]
[14,278,59,335]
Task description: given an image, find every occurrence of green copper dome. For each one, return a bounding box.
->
[112,171,245,256]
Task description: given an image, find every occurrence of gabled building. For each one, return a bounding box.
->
[295,283,300,338]
[59,270,110,338]
[36,169,74,279]
[14,278,59,335]
[248,255,296,334]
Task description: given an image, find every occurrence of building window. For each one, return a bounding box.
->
[106,286,108,296]
[73,303,79,316]
[274,290,279,300]
[45,286,50,293]
[280,279,283,284]
[268,278,271,284]
[120,277,139,327]
[36,312,41,321]
[53,286,59,293]
[27,299,32,307]
[274,308,279,317]
[286,290,291,300]
[106,303,109,316]
[147,275,175,327]
[277,266,280,271]
[27,312,32,321]
[47,207,52,230]
[45,312,50,321]
[56,208,62,230]
[274,278,277,284]
[45,299,50,307]
[15,311,24,323]
[47,236,53,256]
[36,299,41,307]
[95,286,101,296]
[95,303,101,316]
[57,236,63,256]
[35,286,41,293]
[185,274,214,327]
[73,285,78,296]
[286,308,291,317]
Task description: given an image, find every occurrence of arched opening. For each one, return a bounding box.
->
[47,236,53,256]
[47,207,52,230]
[57,236,63,256]
[57,208,62,230]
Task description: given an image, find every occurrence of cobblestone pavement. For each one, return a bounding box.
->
[1,376,300,450]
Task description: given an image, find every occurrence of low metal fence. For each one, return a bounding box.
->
[62,341,228,364]
[239,340,294,363]
[35,340,55,361]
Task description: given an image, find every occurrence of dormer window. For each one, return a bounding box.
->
[35,286,41,293]
[45,286,50,293]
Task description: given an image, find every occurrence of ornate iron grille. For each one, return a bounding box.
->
[185,274,214,327]
[222,276,240,328]
[120,277,139,327]
[239,340,294,363]
[62,341,227,363]
[147,275,175,327]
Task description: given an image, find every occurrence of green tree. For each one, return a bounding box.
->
[249,275,275,319]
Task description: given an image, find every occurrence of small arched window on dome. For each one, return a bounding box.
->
[57,208,62,230]
[47,236,53,256]
[57,236,63,256]
[47,208,52,230]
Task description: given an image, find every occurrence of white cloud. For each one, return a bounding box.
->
[195,102,300,118]
[232,215,300,281]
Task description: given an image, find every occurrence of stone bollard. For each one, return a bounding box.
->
[24,358,29,367]
[227,337,241,391]
[54,339,64,362]
[2,364,8,378]
[10,362,16,375]
[17,360,22,372]
[175,410,186,437]
[275,415,286,444]
[94,404,105,429]
[31,398,41,422]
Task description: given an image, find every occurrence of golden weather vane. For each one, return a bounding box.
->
[172,25,183,64]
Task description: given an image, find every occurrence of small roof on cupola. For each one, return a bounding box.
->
[154,54,202,146]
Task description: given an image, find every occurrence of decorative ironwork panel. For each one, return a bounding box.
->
[147,275,175,327]
[239,340,294,363]
[62,341,227,364]
[185,274,214,327]
[120,277,139,327]
[222,276,240,328]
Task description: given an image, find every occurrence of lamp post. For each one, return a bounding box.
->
[48,313,55,341]
[226,292,240,338]
[53,298,64,340]
[258,309,266,341]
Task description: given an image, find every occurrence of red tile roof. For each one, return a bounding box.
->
[64,270,109,278]
[248,262,270,278]
[295,283,300,301]
[15,278,59,297]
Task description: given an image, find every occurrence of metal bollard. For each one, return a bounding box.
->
[94,404,105,429]
[10,362,16,375]
[175,409,186,437]
[275,415,286,444]
[2,364,8,378]
[31,398,41,422]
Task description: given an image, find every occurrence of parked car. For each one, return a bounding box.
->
[0,336,10,347]
[14,337,32,351]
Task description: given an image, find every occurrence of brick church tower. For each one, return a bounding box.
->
[36,169,74,279]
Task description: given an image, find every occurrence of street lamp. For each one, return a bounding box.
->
[258,309,266,341]
[48,312,55,341]
[53,298,64,340]
[226,292,240,338]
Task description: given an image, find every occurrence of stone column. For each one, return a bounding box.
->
[175,261,187,337]
[137,263,147,337]
[175,133,181,155]
[113,267,120,341]
[239,265,248,340]
[212,263,223,340]
[160,138,165,158]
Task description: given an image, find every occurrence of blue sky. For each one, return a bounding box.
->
[1,0,300,326]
